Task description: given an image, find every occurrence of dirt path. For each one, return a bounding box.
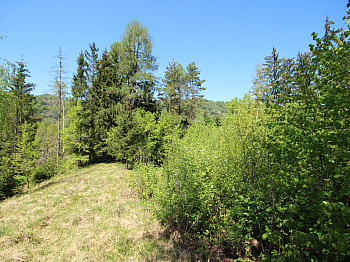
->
[0,163,189,261]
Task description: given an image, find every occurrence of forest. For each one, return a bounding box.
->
[0,6,349,261]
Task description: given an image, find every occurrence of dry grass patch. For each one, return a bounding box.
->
[0,163,189,261]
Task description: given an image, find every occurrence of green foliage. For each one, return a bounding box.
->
[106,110,142,169]
[1,61,41,198]
[117,19,158,111]
[159,59,186,115]
[34,94,59,120]
[0,167,17,200]
[262,17,350,260]
[62,100,89,169]
[159,60,206,123]
[134,95,269,259]
[135,14,350,260]
[10,61,37,129]
[185,61,206,122]
[14,121,38,188]
[107,109,183,169]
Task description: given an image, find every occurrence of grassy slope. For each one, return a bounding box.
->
[0,163,188,261]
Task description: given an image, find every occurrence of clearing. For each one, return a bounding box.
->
[0,163,189,261]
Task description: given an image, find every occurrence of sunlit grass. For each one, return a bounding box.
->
[0,163,188,261]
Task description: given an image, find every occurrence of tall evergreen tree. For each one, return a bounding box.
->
[185,61,206,121]
[71,52,88,101]
[160,59,186,114]
[10,61,36,135]
[262,47,283,104]
[85,42,99,93]
[14,121,37,188]
[0,62,17,199]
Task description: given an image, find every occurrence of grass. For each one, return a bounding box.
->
[0,163,189,261]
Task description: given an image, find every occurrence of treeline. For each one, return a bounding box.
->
[133,15,350,261]
[0,20,208,198]
[67,20,207,167]
[0,61,50,199]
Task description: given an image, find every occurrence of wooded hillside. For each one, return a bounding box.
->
[1,6,349,261]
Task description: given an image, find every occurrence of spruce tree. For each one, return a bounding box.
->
[160,59,186,114]
[10,61,36,135]
[72,52,88,101]
[185,61,206,121]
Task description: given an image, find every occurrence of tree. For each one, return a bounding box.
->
[14,121,37,188]
[160,59,186,114]
[185,61,206,121]
[62,100,89,168]
[117,20,158,110]
[251,64,268,103]
[51,46,68,162]
[10,61,36,135]
[84,42,99,93]
[0,62,14,134]
[106,110,142,169]
[72,52,88,101]
[91,50,123,161]
[264,17,350,260]
[0,62,17,199]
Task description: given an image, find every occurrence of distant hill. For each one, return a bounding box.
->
[34,94,59,121]
[34,94,227,121]
[200,99,227,115]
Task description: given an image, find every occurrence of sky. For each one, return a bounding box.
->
[0,0,348,101]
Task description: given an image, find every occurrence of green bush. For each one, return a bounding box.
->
[0,166,18,200]
[32,161,57,183]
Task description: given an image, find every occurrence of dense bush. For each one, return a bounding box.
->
[136,96,271,259]
[136,85,349,260]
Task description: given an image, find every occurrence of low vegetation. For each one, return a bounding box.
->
[0,163,189,261]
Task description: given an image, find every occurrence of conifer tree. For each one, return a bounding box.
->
[262,47,282,104]
[106,110,141,169]
[0,62,17,199]
[85,42,99,93]
[118,20,158,111]
[160,59,186,114]
[185,61,205,121]
[72,52,88,101]
[10,61,36,135]
[62,100,89,168]
[14,121,37,188]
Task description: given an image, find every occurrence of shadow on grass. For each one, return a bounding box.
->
[140,228,190,261]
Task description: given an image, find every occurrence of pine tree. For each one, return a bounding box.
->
[106,110,142,169]
[85,42,99,93]
[160,59,186,114]
[90,50,122,161]
[0,62,17,199]
[62,100,89,168]
[72,52,88,101]
[14,121,37,188]
[185,61,206,121]
[10,61,36,136]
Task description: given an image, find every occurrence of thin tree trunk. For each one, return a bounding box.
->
[57,50,62,164]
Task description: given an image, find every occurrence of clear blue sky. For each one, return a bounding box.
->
[0,0,348,101]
